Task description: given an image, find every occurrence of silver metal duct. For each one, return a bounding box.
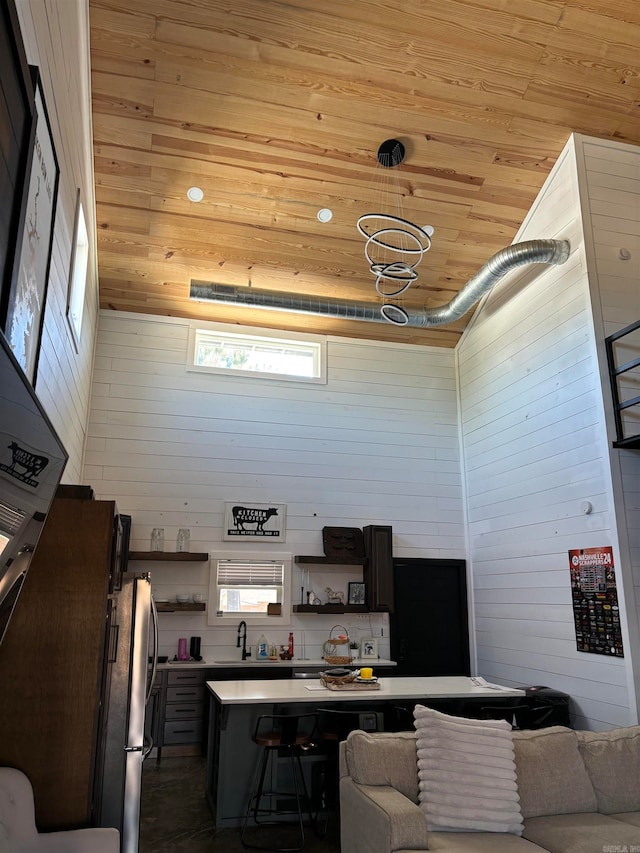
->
[190,239,570,328]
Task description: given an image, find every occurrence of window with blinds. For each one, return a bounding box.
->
[210,555,292,621]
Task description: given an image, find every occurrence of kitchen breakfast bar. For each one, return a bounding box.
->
[205,676,525,827]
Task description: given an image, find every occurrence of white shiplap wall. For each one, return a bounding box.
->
[15,0,98,481]
[458,136,637,731]
[84,312,464,660]
[576,136,640,720]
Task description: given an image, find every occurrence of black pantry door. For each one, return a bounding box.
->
[390,558,470,677]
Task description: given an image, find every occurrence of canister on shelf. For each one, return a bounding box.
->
[150,528,164,551]
[176,528,190,552]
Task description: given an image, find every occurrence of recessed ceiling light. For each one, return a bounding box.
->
[422,225,435,236]
[187,187,204,202]
[317,208,333,222]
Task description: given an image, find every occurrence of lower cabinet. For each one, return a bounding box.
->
[147,669,205,757]
[147,666,297,757]
[164,671,205,746]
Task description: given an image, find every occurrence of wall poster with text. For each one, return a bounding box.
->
[569,546,624,657]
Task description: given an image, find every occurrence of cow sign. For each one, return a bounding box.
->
[223,502,287,541]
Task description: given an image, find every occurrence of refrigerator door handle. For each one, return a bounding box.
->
[146,593,159,706]
[142,733,154,759]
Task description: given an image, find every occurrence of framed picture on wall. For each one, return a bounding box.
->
[348,581,366,605]
[4,66,59,385]
[0,0,36,341]
[223,502,287,541]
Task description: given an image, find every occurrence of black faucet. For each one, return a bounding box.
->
[237,620,251,660]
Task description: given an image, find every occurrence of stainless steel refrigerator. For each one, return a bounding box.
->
[100,572,159,853]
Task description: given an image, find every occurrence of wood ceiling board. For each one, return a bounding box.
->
[90,0,640,347]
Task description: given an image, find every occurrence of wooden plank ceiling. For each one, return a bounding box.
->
[89,0,640,347]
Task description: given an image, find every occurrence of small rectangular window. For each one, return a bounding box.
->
[187,321,326,383]
[66,189,89,350]
[208,552,292,625]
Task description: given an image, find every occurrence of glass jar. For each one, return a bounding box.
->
[150,528,164,551]
[176,528,191,552]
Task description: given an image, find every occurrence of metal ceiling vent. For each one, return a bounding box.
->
[190,239,570,329]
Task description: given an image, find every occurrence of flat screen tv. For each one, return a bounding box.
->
[0,333,67,644]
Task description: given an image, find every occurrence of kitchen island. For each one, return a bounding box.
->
[148,658,398,758]
[205,676,524,827]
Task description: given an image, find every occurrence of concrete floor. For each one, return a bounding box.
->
[139,756,341,852]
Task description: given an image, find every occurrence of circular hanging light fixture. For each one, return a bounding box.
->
[357,138,433,324]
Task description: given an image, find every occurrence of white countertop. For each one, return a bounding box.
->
[158,657,396,669]
[206,676,525,705]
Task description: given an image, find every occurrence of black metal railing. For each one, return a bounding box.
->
[605,319,640,448]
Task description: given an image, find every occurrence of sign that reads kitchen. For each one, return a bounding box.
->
[568,546,623,657]
[223,502,287,541]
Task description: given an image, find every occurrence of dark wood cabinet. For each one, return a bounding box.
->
[363,525,394,612]
[0,497,117,830]
[293,545,395,614]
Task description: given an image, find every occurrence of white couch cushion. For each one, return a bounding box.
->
[513,726,597,818]
[577,726,640,814]
[413,705,523,835]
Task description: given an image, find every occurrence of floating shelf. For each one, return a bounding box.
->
[294,555,368,566]
[156,602,206,612]
[129,551,209,562]
[293,604,387,614]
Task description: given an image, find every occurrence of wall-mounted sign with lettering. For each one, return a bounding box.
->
[223,502,287,541]
[568,546,623,657]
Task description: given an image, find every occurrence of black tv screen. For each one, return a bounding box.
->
[0,333,67,643]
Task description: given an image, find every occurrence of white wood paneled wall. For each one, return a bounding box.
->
[458,136,637,731]
[576,136,640,721]
[85,312,464,660]
[16,0,98,481]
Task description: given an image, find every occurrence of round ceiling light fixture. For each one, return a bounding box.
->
[317,208,333,222]
[187,186,204,202]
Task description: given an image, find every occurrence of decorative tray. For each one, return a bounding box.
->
[325,680,381,691]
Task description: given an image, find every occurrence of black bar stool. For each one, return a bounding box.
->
[241,712,320,852]
[315,707,384,831]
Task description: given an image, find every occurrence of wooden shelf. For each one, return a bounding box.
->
[129,551,209,562]
[294,555,368,566]
[293,604,386,614]
[156,602,206,612]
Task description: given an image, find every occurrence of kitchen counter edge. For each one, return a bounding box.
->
[156,658,397,669]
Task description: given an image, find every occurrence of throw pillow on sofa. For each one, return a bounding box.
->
[512,726,597,818]
[577,726,640,814]
[413,705,524,835]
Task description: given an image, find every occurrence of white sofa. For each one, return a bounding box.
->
[0,768,119,852]
[339,725,640,853]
